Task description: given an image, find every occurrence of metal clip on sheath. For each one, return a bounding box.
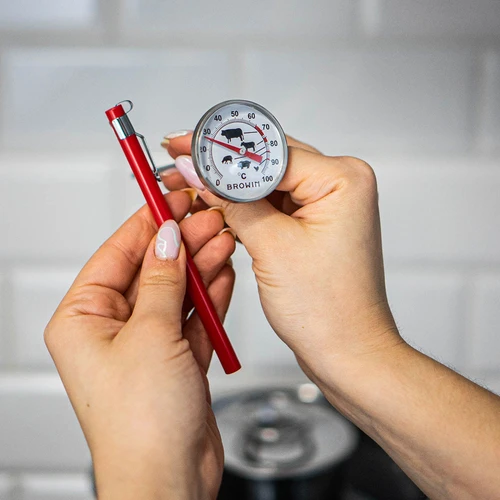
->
[111,100,162,182]
[136,133,162,182]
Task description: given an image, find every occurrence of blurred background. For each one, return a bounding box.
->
[0,0,499,498]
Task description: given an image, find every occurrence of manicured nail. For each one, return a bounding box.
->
[158,164,177,177]
[175,155,205,190]
[155,220,181,260]
[218,227,237,239]
[207,206,225,216]
[165,130,190,140]
[161,130,191,148]
[181,187,198,202]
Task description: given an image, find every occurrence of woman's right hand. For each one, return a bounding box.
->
[161,133,403,382]
[162,133,500,500]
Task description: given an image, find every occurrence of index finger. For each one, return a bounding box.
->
[161,132,193,159]
[71,190,192,294]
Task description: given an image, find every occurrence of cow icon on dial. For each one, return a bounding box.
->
[192,100,288,203]
[221,128,244,143]
[241,141,255,152]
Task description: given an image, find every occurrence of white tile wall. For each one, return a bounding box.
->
[121,0,355,39]
[0,274,5,366]
[1,49,232,152]
[243,47,473,156]
[0,155,115,260]
[364,0,500,37]
[469,273,500,371]
[0,0,98,29]
[12,268,78,368]
[0,473,13,499]
[478,50,500,153]
[386,270,464,367]
[0,375,91,470]
[19,474,93,500]
[375,158,500,263]
[0,0,499,492]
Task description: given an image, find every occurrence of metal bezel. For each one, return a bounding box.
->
[192,99,288,203]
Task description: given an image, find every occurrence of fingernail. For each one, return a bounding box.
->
[158,164,177,177]
[161,130,191,148]
[165,130,191,140]
[226,257,233,267]
[218,227,237,239]
[207,206,225,216]
[175,155,205,190]
[181,187,198,202]
[155,220,181,260]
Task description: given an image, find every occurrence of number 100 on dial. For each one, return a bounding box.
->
[191,100,288,203]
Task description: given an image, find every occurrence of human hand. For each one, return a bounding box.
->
[45,190,235,500]
[161,133,402,385]
[161,135,500,500]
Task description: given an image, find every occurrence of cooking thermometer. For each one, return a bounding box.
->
[192,100,288,202]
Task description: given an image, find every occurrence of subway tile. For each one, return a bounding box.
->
[0,374,91,469]
[385,270,464,367]
[468,273,500,371]
[243,47,473,156]
[0,274,5,366]
[0,154,114,260]
[0,0,98,29]
[374,157,500,262]
[364,0,500,37]
[478,51,500,153]
[122,0,354,38]
[20,474,93,500]
[0,473,13,499]
[12,268,79,368]
[1,49,231,152]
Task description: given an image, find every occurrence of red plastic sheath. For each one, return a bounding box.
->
[106,104,241,374]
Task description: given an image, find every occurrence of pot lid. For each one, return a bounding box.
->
[214,384,357,479]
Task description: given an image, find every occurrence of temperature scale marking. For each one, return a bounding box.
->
[192,100,288,203]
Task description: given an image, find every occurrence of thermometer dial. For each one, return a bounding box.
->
[192,100,288,202]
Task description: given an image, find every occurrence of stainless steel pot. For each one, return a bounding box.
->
[214,384,358,500]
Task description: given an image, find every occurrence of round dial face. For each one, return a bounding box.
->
[192,100,288,202]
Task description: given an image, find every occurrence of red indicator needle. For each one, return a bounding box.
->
[205,136,263,163]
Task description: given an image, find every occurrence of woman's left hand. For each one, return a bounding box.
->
[45,189,235,500]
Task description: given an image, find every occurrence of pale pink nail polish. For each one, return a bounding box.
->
[175,155,205,190]
[164,130,191,140]
[155,220,181,260]
[160,130,191,149]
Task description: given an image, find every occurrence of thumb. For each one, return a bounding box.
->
[174,155,289,256]
[132,220,186,330]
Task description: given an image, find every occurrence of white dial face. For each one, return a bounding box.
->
[192,100,288,202]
